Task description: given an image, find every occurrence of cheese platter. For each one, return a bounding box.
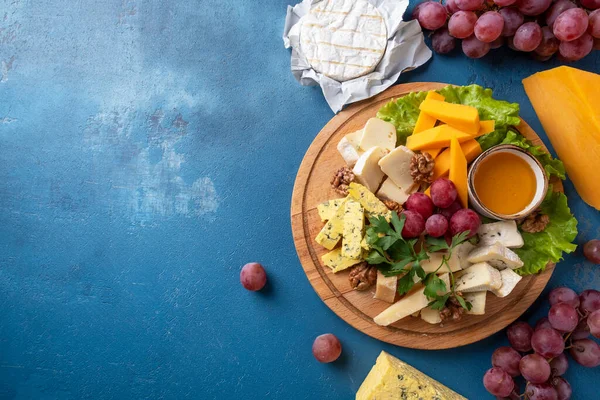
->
[290,82,577,349]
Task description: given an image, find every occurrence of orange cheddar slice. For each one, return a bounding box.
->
[433,140,482,180]
[477,120,495,136]
[449,137,468,208]
[419,100,480,135]
[424,148,443,159]
[424,186,431,197]
[406,125,472,151]
[413,91,445,135]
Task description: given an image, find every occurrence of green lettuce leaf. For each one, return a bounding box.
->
[377,84,521,149]
[501,130,566,180]
[515,189,578,276]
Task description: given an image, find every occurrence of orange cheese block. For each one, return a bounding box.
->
[419,99,480,135]
[523,66,600,210]
[413,91,445,134]
[478,120,495,136]
[449,137,468,208]
[424,148,443,159]
[433,139,482,180]
[424,186,431,197]
[406,125,472,151]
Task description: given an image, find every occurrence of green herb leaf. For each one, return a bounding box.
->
[451,231,470,248]
[369,215,394,235]
[381,258,413,277]
[365,251,387,265]
[387,240,413,261]
[426,236,449,252]
[428,294,450,310]
[397,270,416,295]
[377,235,399,251]
[390,212,406,236]
[454,294,472,311]
[423,274,448,299]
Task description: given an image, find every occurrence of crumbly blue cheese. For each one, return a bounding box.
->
[322,248,363,273]
[315,199,348,250]
[356,351,468,400]
[341,200,364,259]
[317,198,346,222]
[347,182,390,219]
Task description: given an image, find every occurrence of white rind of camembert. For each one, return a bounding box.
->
[467,242,524,270]
[300,0,387,82]
[337,130,364,167]
[491,268,523,298]
[477,220,524,248]
[454,262,502,293]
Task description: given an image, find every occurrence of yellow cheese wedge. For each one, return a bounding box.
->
[478,120,495,136]
[449,137,468,208]
[413,91,445,134]
[433,139,482,180]
[523,66,600,210]
[356,351,467,400]
[322,248,362,273]
[315,198,348,250]
[419,99,481,135]
[406,125,472,151]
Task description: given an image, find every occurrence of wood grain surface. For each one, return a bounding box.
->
[291,82,562,350]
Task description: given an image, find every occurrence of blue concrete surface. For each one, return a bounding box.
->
[0,0,598,398]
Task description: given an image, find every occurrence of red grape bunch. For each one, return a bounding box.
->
[483,287,600,399]
[413,0,600,61]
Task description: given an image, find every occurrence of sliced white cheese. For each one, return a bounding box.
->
[464,291,487,315]
[420,252,462,274]
[374,274,450,326]
[374,270,397,303]
[376,178,410,205]
[453,241,476,270]
[478,220,524,248]
[359,118,397,153]
[378,145,416,190]
[491,269,523,298]
[299,0,387,82]
[317,198,346,222]
[454,262,502,293]
[341,200,364,259]
[353,147,386,193]
[421,307,442,324]
[337,130,364,167]
[467,242,524,270]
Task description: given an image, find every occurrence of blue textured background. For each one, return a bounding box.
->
[0,0,599,399]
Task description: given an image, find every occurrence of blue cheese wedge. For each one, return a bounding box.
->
[454,262,502,293]
[491,269,523,298]
[359,118,397,153]
[420,307,442,324]
[356,351,467,400]
[322,248,363,273]
[478,220,524,248]
[341,200,364,259]
[299,0,387,82]
[374,270,397,303]
[353,147,386,193]
[317,198,346,222]
[337,130,364,167]
[378,145,416,190]
[315,198,348,250]
[464,291,487,315]
[374,273,450,326]
[376,178,411,205]
[347,182,390,219]
[467,242,524,270]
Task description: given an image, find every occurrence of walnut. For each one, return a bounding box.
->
[521,210,550,233]
[383,199,403,213]
[410,152,435,185]
[331,167,355,196]
[348,262,377,291]
[440,294,466,322]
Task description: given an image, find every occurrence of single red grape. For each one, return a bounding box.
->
[240,262,267,291]
[312,334,342,363]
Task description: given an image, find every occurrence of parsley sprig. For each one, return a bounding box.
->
[365,211,472,311]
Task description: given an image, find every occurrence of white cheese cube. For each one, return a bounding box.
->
[337,130,364,167]
[378,146,416,190]
[454,262,502,293]
[374,270,397,303]
[376,178,410,205]
[464,291,487,315]
[453,242,476,270]
[467,242,524,270]
[421,308,442,324]
[341,201,364,259]
[478,220,524,248]
[491,269,523,298]
[420,252,462,274]
[353,147,386,193]
[374,274,450,326]
[359,118,397,153]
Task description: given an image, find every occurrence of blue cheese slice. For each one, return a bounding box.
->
[356,351,467,400]
[374,273,450,326]
[478,220,524,248]
[464,291,487,315]
[341,200,364,259]
[317,198,346,222]
[454,262,502,293]
[299,0,387,82]
[322,248,362,273]
[353,147,386,193]
[378,145,416,190]
[347,182,390,219]
[491,269,523,298]
[315,198,348,250]
[359,118,397,153]
[467,242,524,270]
[337,130,364,167]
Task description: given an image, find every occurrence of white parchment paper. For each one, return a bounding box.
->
[283,0,432,113]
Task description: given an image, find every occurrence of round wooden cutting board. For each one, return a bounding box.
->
[291,82,563,350]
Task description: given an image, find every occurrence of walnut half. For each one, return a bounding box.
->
[521,211,550,233]
[331,167,355,196]
[348,262,377,291]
